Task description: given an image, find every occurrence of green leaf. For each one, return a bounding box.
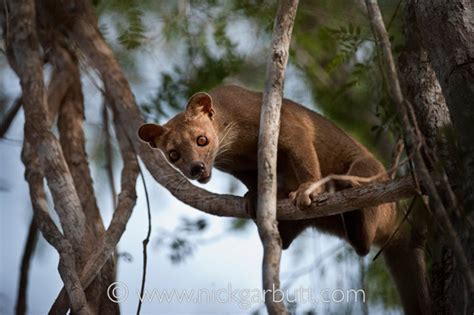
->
[117,7,147,50]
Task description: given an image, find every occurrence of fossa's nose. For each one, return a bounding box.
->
[190,162,205,178]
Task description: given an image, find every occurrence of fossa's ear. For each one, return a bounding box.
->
[185,92,215,120]
[137,123,165,148]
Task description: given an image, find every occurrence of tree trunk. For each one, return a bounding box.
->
[405,1,474,313]
[366,1,474,313]
[413,0,474,210]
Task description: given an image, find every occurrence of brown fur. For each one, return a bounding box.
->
[138,85,429,314]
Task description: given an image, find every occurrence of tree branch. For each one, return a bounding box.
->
[257,1,298,314]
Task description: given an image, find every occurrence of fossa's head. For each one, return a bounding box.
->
[138,92,218,183]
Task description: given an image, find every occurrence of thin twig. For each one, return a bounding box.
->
[386,0,402,31]
[0,97,22,138]
[15,217,38,315]
[372,196,417,261]
[136,163,152,315]
[390,138,404,179]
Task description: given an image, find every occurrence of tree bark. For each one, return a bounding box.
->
[257,1,298,314]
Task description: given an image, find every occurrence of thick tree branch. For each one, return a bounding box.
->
[257,1,298,314]
[365,0,474,294]
[45,51,75,124]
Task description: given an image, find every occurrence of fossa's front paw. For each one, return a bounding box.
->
[289,182,323,209]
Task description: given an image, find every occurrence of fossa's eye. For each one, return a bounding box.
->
[169,150,180,162]
[197,135,208,146]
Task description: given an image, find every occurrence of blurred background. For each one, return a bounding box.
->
[1,0,406,313]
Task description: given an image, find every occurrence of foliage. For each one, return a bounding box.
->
[148,49,243,119]
[117,8,146,50]
[323,24,363,73]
